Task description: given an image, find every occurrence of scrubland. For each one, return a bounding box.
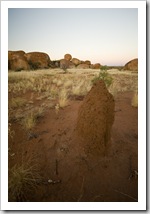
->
[8,68,138,202]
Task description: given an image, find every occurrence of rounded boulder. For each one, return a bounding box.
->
[64,53,72,61]
[25,52,51,69]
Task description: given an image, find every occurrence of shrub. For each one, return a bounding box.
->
[100,65,108,71]
[91,71,113,88]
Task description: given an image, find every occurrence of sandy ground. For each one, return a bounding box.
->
[8,79,138,202]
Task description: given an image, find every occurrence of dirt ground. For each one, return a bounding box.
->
[8,89,138,202]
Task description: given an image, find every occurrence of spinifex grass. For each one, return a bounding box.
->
[8,159,41,201]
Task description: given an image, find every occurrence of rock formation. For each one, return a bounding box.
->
[8,50,102,71]
[8,50,30,71]
[64,53,72,61]
[91,63,101,69]
[60,59,75,69]
[77,64,89,69]
[123,58,138,71]
[24,52,51,69]
[71,58,81,66]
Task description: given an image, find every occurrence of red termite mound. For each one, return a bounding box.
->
[76,80,115,155]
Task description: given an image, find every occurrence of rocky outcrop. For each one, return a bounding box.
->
[60,59,75,69]
[71,58,81,66]
[8,51,30,71]
[64,54,72,61]
[123,58,138,71]
[84,60,91,65]
[76,80,115,155]
[8,50,102,71]
[91,63,101,69]
[77,64,89,69]
[25,52,51,69]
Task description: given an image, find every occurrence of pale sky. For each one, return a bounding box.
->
[8,8,138,66]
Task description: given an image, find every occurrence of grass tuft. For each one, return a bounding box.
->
[58,89,69,108]
[131,91,138,108]
[8,159,41,201]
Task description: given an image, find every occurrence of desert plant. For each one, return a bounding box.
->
[100,65,108,71]
[8,159,41,201]
[21,108,44,130]
[9,97,27,109]
[91,71,113,88]
[8,123,15,139]
[55,103,60,115]
[58,89,69,108]
[131,91,138,108]
[22,112,36,130]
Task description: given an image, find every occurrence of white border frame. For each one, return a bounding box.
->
[1,1,146,211]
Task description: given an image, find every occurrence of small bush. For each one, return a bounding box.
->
[91,71,113,88]
[100,65,108,71]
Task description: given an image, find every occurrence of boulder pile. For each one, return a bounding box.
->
[8,50,138,72]
[8,51,102,71]
[76,80,115,155]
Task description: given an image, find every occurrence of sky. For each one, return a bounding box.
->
[8,8,138,66]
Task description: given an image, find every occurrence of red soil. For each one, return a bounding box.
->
[8,91,138,202]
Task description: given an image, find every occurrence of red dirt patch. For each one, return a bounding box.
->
[8,91,138,202]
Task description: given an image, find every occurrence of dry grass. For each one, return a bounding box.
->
[8,123,15,139]
[58,89,69,108]
[131,91,138,108]
[8,157,41,202]
[9,97,27,109]
[22,112,36,130]
[21,107,44,130]
[8,69,138,123]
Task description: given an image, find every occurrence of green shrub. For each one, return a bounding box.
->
[100,65,108,71]
[91,71,113,88]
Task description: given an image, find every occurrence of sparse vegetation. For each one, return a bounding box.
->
[9,97,27,109]
[21,107,44,130]
[100,65,108,71]
[92,71,113,88]
[8,158,41,201]
[131,91,138,108]
[8,123,15,139]
[22,112,36,130]
[8,68,138,202]
[58,89,69,108]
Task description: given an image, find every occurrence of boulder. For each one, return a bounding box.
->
[25,52,51,69]
[92,63,101,69]
[60,59,75,69]
[123,58,138,71]
[76,80,115,155]
[71,58,81,66]
[77,64,89,69]
[8,51,30,71]
[50,60,60,68]
[64,53,72,61]
[84,60,91,65]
